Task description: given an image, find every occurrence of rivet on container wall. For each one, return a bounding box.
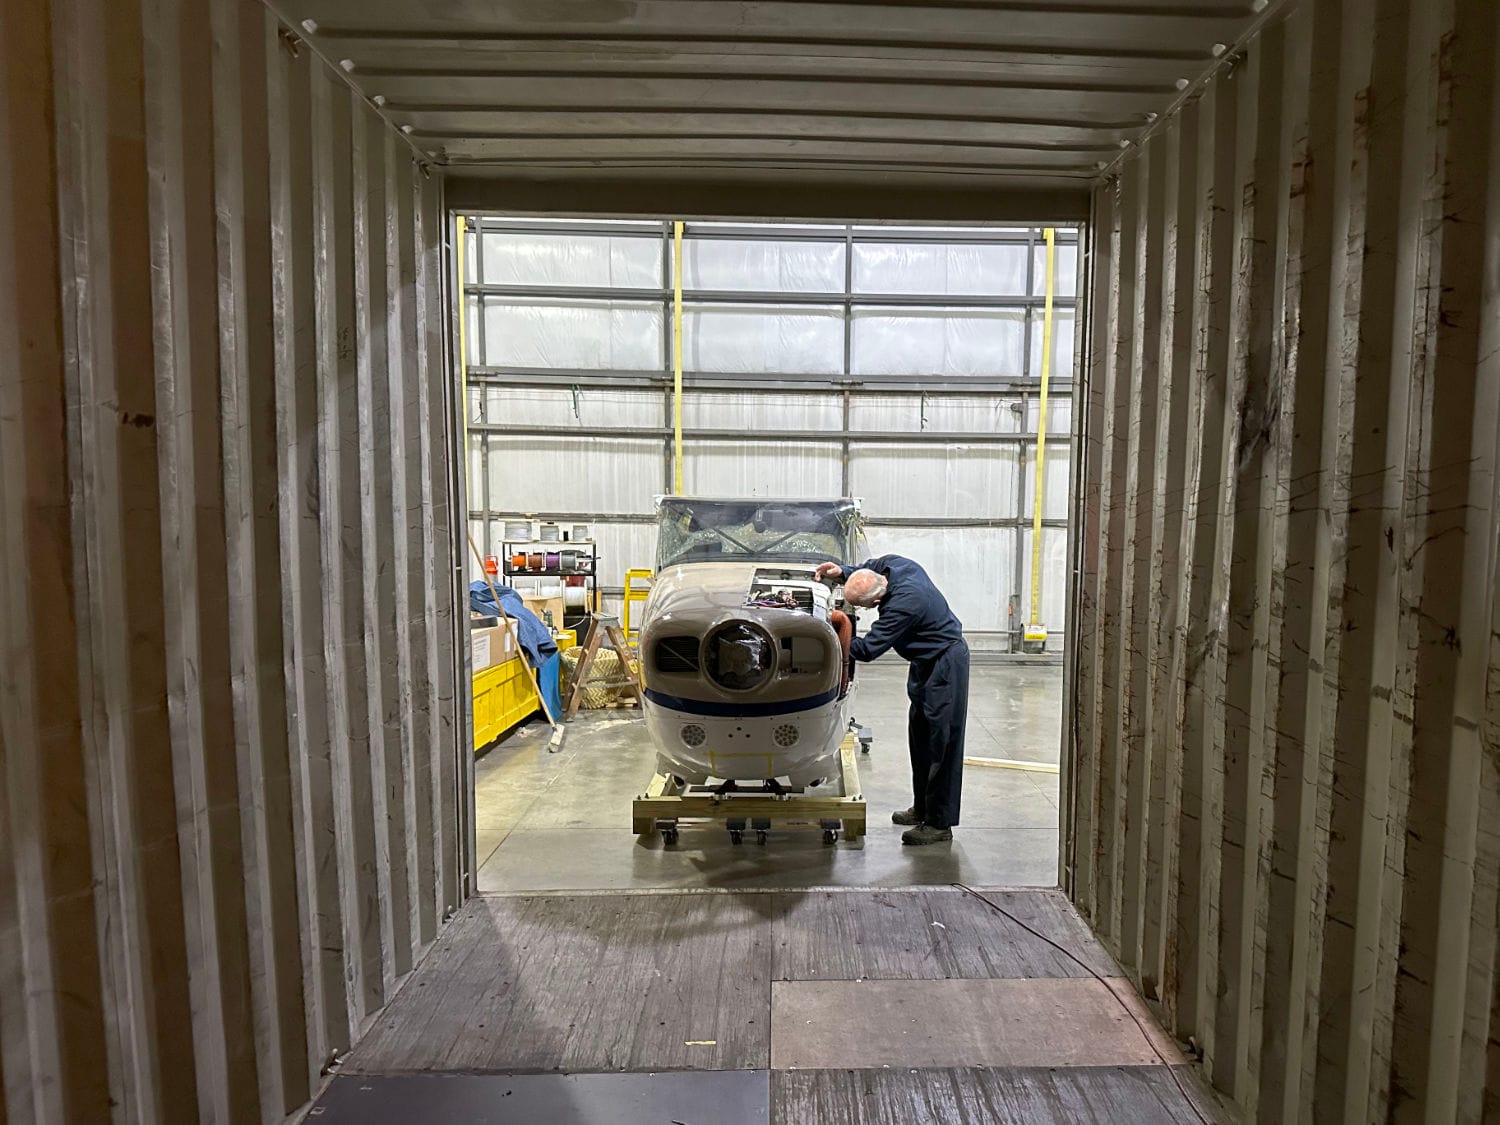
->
[339,58,355,72]
[402,124,415,134]
[1144,112,1158,123]
[1252,0,1268,9]
[300,18,317,33]
[1211,42,1227,57]
[1174,77,1190,90]
[373,94,387,107]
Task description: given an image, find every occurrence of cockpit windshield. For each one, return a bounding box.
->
[655,497,862,570]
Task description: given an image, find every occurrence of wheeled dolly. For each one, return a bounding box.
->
[633,732,866,846]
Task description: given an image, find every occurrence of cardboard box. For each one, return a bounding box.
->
[471,622,519,672]
[522,594,566,630]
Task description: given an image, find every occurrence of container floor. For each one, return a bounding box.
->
[311,886,1226,1123]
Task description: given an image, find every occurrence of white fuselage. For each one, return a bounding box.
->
[638,562,852,787]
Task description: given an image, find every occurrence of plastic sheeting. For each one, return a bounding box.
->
[1023,443,1072,522]
[584,521,658,589]
[485,435,661,513]
[848,444,1021,520]
[462,221,1080,644]
[682,304,844,374]
[1027,395,1074,436]
[684,440,842,498]
[480,297,663,369]
[847,393,1025,433]
[470,386,662,428]
[1029,307,1077,381]
[1019,527,1068,647]
[860,526,1015,633]
[480,230,661,289]
[1031,241,1079,297]
[680,238,845,293]
[852,241,1029,296]
[851,307,1027,377]
[681,391,842,430]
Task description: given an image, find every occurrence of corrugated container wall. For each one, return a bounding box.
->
[1065,0,1500,1120]
[0,0,462,1121]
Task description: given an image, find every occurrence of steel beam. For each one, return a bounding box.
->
[465,367,1076,394]
[469,509,1068,531]
[470,216,1081,247]
[469,422,1058,444]
[464,281,1057,309]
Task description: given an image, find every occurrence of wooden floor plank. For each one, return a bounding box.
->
[772,1066,1220,1125]
[773,888,1117,981]
[345,894,772,1073]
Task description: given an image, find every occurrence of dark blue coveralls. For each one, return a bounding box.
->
[837,555,969,829]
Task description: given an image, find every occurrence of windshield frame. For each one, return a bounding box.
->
[653,496,863,570]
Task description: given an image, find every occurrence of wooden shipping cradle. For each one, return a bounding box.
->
[633,730,867,846]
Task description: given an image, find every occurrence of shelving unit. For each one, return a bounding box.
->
[502,539,599,637]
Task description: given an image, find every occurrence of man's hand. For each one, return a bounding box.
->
[815,561,844,582]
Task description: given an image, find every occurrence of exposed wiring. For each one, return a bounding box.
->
[951,883,1213,1125]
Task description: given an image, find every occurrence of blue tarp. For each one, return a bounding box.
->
[538,653,563,720]
[469,581,558,669]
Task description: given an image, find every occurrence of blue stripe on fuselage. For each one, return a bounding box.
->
[643,687,838,718]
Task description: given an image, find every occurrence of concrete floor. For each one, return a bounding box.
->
[474,661,1062,892]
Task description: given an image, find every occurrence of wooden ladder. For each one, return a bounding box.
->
[564,614,645,720]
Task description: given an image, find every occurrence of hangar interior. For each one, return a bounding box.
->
[462,216,1075,894]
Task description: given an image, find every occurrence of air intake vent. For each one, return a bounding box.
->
[655,636,700,674]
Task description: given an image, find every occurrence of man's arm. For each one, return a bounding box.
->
[817,556,888,583]
[849,597,913,662]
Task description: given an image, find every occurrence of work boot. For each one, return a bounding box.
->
[901,824,953,846]
[891,806,921,826]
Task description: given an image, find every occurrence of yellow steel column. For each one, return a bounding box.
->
[456,215,471,466]
[672,220,684,493]
[1026,227,1056,647]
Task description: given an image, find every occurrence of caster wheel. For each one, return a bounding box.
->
[822,828,839,845]
[662,828,679,846]
[756,830,768,845]
[729,829,744,845]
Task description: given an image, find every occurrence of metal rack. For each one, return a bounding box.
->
[501,539,598,634]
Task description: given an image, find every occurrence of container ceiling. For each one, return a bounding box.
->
[276,0,1272,218]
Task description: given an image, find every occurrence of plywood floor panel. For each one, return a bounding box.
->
[772,1066,1219,1124]
[772,887,1117,981]
[313,1070,771,1124]
[345,894,772,1074]
[769,978,1183,1070]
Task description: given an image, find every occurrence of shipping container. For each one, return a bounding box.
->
[3,0,1496,1121]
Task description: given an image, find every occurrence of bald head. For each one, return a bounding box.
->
[843,568,888,607]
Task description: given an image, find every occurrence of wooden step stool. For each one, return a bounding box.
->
[564,613,645,720]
